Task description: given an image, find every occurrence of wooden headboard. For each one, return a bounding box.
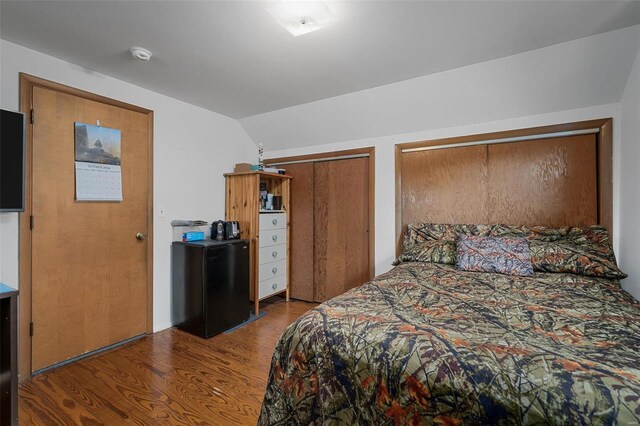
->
[394,119,613,255]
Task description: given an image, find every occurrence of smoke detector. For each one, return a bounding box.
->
[130,47,152,61]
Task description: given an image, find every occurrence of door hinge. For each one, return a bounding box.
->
[30,322,34,337]
[30,215,34,230]
[30,109,34,124]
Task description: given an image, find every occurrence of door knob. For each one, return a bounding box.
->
[136,232,146,241]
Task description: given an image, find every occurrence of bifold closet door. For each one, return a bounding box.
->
[287,162,315,301]
[313,158,370,302]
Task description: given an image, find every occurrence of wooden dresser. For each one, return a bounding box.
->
[224,171,291,315]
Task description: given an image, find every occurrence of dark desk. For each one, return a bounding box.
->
[0,283,18,426]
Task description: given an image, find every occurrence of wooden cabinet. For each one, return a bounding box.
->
[225,171,291,315]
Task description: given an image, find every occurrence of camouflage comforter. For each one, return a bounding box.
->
[259,263,640,425]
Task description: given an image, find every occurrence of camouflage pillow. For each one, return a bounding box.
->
[395,223,491,266]
[405,223,491,245]
[529,240,627,279]
[393,239,456,266]
[455,235,534,276]
[489,224,627,279]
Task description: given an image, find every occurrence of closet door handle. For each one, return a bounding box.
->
[272,218,278,226]
[272,267,278,275]
[272,251,278,258]
[272,283,278,290]
[272,235,278,242]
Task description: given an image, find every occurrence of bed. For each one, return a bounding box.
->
[259,123,640,424]
[258,224,640,425]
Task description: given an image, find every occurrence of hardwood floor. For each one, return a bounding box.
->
[19,298,316,425]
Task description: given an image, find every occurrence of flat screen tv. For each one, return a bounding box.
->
[1,109,26,212]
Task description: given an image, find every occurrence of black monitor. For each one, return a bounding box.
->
[1,109,26,212]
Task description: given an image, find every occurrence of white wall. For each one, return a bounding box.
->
[2,21,638,335]
[618,48,640,300]
[251,26,639,296]
[242,25,639,150]
[0,39,257,331]
[265,105,623,279]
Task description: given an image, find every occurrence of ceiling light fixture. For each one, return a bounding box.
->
[130,46,152,61]
[266,1,337,37]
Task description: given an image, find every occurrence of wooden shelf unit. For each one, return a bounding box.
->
[224,171,292,315]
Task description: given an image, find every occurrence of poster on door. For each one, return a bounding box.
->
[74,122,123,201]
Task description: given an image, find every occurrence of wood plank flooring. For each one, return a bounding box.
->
[19,298,316,425]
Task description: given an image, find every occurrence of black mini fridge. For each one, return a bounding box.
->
[171,239,250,338]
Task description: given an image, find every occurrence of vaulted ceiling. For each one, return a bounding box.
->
[2,1,639,119]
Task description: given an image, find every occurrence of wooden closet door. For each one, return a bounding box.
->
[487,135,598,226]
[400,145,489,226]
[314,158,370,302]
[286,162,315,301]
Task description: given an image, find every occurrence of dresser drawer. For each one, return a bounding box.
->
[259,213,287,231]
[259,275,287,299]
[259,229,287,247]
[259,259,286,280]
[258,244,287,264]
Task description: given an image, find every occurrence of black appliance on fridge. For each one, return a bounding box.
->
[171,239,250,338]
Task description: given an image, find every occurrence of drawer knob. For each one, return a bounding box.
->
[272,267,278,274]
[272,235,278,242]
[272,251,278,258]
[272,283,278,290]
[272,218,278,225]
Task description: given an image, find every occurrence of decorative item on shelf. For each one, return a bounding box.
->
[258,142,264,171]
[266,193,274,210]
[260,182,268,209]
[273,195,283,211]
[234,163,252,173]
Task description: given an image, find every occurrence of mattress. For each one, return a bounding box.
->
[258,262,640,425]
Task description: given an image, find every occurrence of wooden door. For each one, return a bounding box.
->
[313,158,370,302]
[30,86,150,372]
[399,134,598,233]
[286,163,315,301]
[400,145,489,226]
[487,135,598,226]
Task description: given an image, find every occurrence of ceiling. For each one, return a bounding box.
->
[1,1,639,119]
